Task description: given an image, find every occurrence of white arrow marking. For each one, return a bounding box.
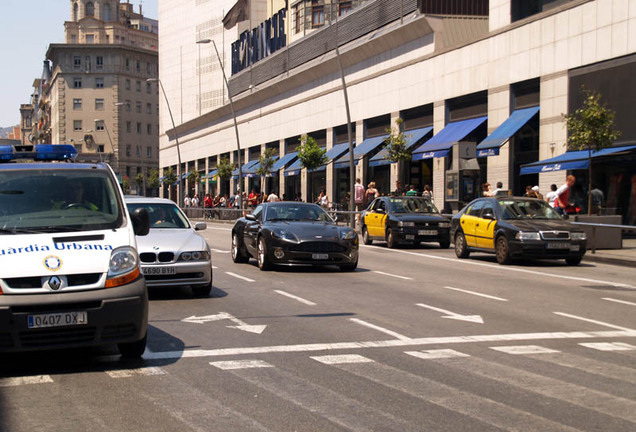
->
[181,312,267,334]
[181,312,232,324]
[415,303,484,324]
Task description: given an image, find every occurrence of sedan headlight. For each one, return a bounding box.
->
[570,232,587,241]
[178,250,211,261]
[438,222,451,228]
[398,221,415,227]
[106,246,140,288]
[340,229,357,240]
[271,228,299,242]
[515,232,541,241]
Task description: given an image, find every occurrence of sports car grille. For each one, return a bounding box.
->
[539,231,570,240]
[290,242,347,253]
[140,252,175,263]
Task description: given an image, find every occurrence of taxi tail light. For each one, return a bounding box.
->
[105,267,140,288]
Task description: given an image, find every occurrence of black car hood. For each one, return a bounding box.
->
[266,221,344,241]
[504,219,582,232]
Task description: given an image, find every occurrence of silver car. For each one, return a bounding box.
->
[125,197,213,297]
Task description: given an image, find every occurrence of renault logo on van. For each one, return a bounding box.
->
[48,276,61,291]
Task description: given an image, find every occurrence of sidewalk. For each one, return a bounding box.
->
[583,238,636,267]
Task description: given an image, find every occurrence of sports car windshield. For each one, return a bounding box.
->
[265,204,333,222]
[499,199,563,220]
[390,197,439,214]
[127,203,190,229]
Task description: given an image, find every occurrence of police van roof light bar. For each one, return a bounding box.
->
[0,144,78,162]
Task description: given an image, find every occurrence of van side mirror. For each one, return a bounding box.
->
[131,208,150,236]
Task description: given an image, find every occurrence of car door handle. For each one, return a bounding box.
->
[476,223,480,227]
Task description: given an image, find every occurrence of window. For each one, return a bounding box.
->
[103,3,112,21]
[146,103,152,114]
[125,58,130,70]
[136,61,141,72]
[147,147,152,158]
[135,101,142,113]
[73,56,81,68]
[95,77,104,88]
[73,120,82,131]
[467,200,485,216]
[146,124,152,135]
[98,145,105,152]
[136,146,141,157]
[95,120,105,131]
[311,1,324,27]
[146,82,151,94]
[126,121,131,133]
[73,77,82,88]
[125,79,131,90]
[126,145,131,156]
[85,34,95,44]
[70,34,77,43]
[73,98,82,110]
[294,7,301,34]
[125,99,131,111]
[136,122,142,134]
[96,56,103,69]
[95,98,105,110]
[339,1,352,16]
[85,2,94,16]
[136,81,141,92]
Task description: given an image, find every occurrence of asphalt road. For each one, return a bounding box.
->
[1,222,635,431]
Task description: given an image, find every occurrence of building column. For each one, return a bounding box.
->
[389,111,401,193]
[355,120,365,186]
[487,86,512,190]
[278,138,286,199]
[229,152,236,196]
[432,101,447,206]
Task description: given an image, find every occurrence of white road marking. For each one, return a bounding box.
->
[415,303,484,324]
[444,286,508,301]
[211,248,230,254]
[603,297,636,307]
[0,375,54,387]
[373,271,413,280]
[182,312,267,334]
[274,290,317,306]
[145,329,636,360]
[579,342,636,351]
[212,265,219,269]
[490,345,559,355]
[206,226,233,232]
[349,318,412,341]
[554,312,635,331]
[106,367,166,378]
[311,354,374,364]
[210,359,274,370]
[405,349,470,360]
[360,245,636,289]
[225,271,255,283]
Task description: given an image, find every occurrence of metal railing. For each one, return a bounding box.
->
[571,221,635,254]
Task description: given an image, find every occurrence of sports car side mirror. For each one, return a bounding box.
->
[246,214,257,221]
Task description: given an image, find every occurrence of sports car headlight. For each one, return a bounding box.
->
[340,229,357,240]
[398,221,415,227]
[178,251,211,261]
[438,222,451,228]
[570,232,587,241]
[106,246,140,288]
[515,232,541,241]
[271,228,299,242]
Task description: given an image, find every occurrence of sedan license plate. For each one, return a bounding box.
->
[312,253,329,260]
[570,245,580,252]
[28,311,88,329]
[546,242,569,249]
[418,229,437,236]
[142,266,176,275]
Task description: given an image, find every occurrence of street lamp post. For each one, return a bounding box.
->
[147,78,183,207]
[196,38,243,210]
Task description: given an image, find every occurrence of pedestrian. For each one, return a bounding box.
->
[183,195,191,208]
[192,194,199,207]
[317,190,329,209]
[554,175,576,215]
[422,185,432,201]
[590,184,604,215]
[545,184,558,207]
[267,190,280,202]
[366,181,378,203]
[482,182,494,197]
[405,185,418,196]
[248,188,259,208]
[531,185,543,200]
[394,180,404,196]
[492,181,503,196]
[354,178,365,225]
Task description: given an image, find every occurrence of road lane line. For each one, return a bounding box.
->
[349,318,412,341]
[579,342,636,352]
[554,312,635,331]
[211,248,230,254]
[444,286,508,301]
[224,272,255,283]
[210,360,274,370]
[205,226,233,231]
[311,354,374,364]
[144,329,636,360]
[0,375,54,387]
[603,298,636,307]
[360,245,636,289]
[274,290,317,306]
[490,345,560,355]
[373,271,413,280]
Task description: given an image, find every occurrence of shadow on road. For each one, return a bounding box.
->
[148,285,227,301]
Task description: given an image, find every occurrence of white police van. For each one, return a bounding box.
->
[0,144,150,357]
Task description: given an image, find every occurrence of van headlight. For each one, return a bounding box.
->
[106,246,140,288]
[515,232,540,241]
[570,232,587,241]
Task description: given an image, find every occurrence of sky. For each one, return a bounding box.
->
[0,0,158,129]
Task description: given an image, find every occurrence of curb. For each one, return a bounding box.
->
[582,254,636,268]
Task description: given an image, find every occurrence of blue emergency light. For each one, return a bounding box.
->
[0,144,78,162]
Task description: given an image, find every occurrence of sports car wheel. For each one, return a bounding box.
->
[495,236,512,265]
[257,237,272,271]
[362,226,372,245]
[231,233,249,263]
[454,232,470,258]
[386,228,397,249]
[339,257,358,272]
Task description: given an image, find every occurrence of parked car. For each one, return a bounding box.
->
[360,196,451,248]
[450,197,587,265]
[231,202,359,271]
[125,197,213,297]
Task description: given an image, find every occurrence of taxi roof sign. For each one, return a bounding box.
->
[0,144,78,162]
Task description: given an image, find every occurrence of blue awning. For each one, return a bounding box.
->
[204,169,218,179]
[271,152,297,173]
[477,107,539,157]
[334,135,388,169]
[369,127,433,167]
[310,143,350,172]
[284,157,304,177]
[181,173,188,180]
[520,145,636,175]
[243,156,281,177]
[231,160,259,178]
[412,116,487,160]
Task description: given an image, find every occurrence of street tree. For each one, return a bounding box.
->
[147,168,160,196]
[255,147,277,195]
[563,86,621,215]
[297,135,328,201]
[216,155,235,182]
[187,168,201,198]
[163,168,177,201]
[383,117,412,189]
[135,173,145,196]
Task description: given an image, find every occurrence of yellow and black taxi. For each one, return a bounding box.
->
[361,196,451,248]
[450,197,587,265]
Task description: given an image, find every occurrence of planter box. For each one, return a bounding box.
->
[573,215,622,249]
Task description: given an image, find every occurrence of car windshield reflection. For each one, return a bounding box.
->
[390,197,439,214]
[265,204,333,223]
[127,203,190,229]
[499,199,562,220]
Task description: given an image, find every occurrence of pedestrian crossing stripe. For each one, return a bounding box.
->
[490,345,560,355]
[311,354,374,364]
[0,375,53,387]
[210,359,274,370]
[405,349,470,359]
[579,342,636,351]
[105,366,166,378]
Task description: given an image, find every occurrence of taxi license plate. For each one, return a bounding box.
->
[418,230,437,236]
[546,242,569,249]
[28,311,88,329]
[142,266,176,275]
[312,253,329,260]
[570,245,580,252]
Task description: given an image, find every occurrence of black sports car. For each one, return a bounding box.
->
[231,202,359,271]
[450,197,587,265]
[360,196,451,248]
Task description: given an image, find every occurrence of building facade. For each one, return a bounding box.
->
[158,0,636,222]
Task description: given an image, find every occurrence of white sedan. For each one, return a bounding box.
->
[125,197,213,297]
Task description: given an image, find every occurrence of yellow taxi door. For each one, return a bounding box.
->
[474,203,497,250]
[366,199,387,237]
[460,201,485,247]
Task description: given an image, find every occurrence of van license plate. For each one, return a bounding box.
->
[142,266,176,275]
[312,253,329,260]
[28,311,88,329]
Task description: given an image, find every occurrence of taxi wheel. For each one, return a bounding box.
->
[565,256,582,266]
[495,236,512,265]
[386,228,397,249]
[454,232,470,258]
[257,237,272,271]
[232,233,249,263]
[362,226,373,245]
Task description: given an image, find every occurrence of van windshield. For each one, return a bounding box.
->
[0,168,123,233]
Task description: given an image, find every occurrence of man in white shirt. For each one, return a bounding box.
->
[267,191,280,202]
[545,184,558,207]
[183,195,191,208]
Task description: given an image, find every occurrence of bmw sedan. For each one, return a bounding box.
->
[231,202,359,271]
[450,197,587,265]
[126,197,213,297]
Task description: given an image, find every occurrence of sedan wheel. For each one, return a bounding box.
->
[231,233,249,263]
[257,237,272,271]
[362,226,372,245]
[565,256,582,266]
[454,232,470,258]
[386,228,396,248]
[495,236,512,265]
